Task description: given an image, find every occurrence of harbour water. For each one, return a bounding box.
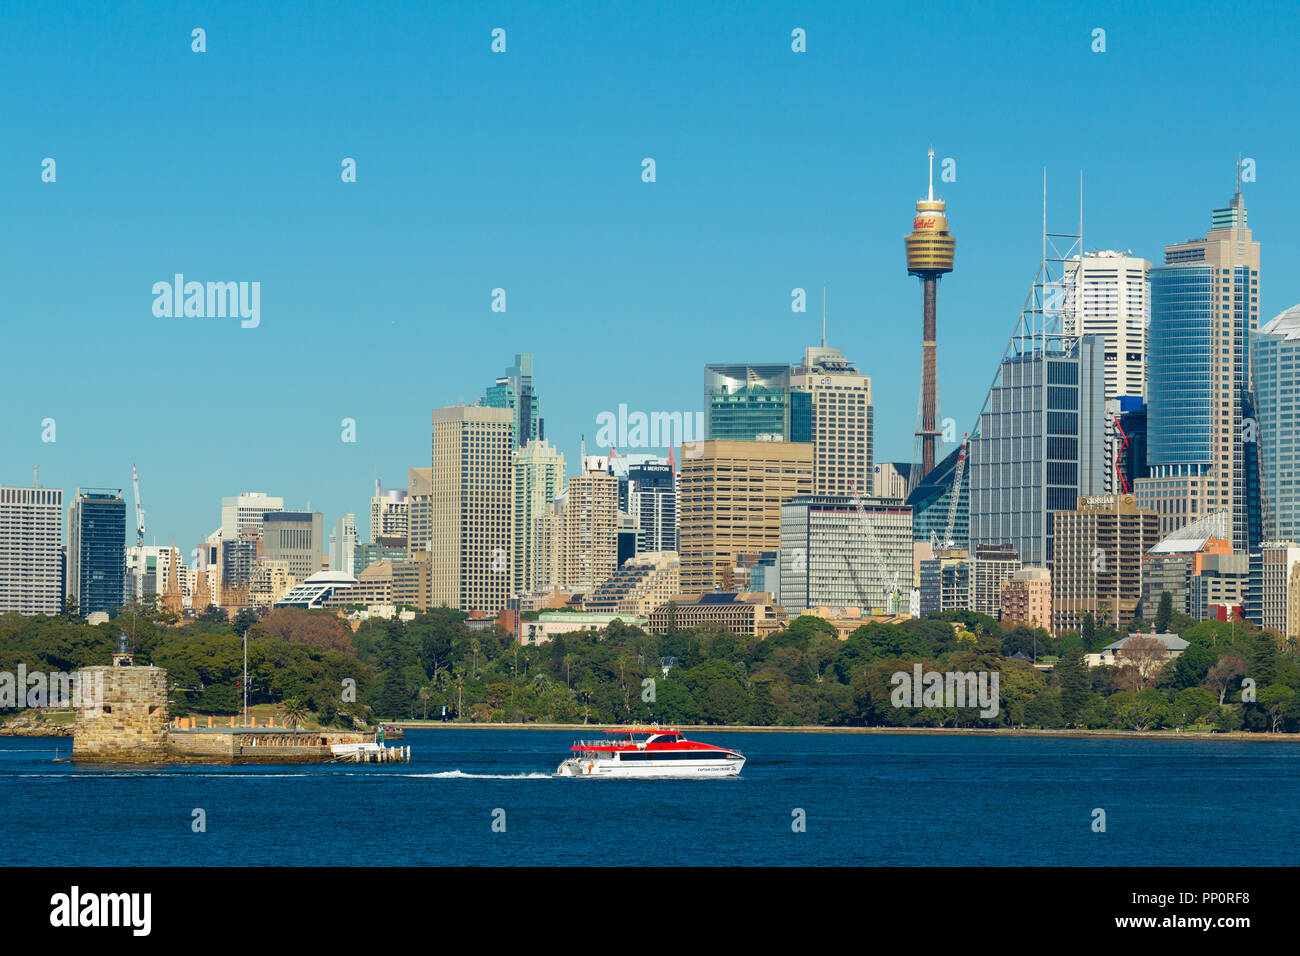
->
[2,729,1297,866]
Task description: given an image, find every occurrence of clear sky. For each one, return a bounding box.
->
[5,0,1297,552]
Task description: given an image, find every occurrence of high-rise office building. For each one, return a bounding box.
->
[513,439,567,595]
[0,484,63,615]
[68,489,126,617]
[704,364,798,441]
[126,543,182,604]
[262,512,324,583]
[968,335,1107,568]
[1259,543,1300,641]
[1050,494,1160,633]
[679,438,814,591]
[1251,304,1300,542]
[330,514,358,577]
[790,343,873,497]
[1064,251,1151,400]
[220,492,284,541]
[1105,396,1149,495]
[482,353,543,448]
[407,468,434,557]
[779,495,912,612]
[430,405,514,613]
[1136,176,1261,549]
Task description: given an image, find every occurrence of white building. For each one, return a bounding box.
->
[0,485,63,615]
[220,492,285,541]
[330,514,359,576]
[1064,250,1151,401]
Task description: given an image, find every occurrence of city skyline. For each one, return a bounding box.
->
[6,1,1297,553]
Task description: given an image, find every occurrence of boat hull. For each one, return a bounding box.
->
[554,756,744,778]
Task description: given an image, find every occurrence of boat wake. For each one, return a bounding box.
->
[410,770,552,780]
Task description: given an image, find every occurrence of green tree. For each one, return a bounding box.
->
[1055,637,1091,727]
[1154,591,1174,633]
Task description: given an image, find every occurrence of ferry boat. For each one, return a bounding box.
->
[554,726,745,778]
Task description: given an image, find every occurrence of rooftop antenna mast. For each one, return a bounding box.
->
[821,285,827,348]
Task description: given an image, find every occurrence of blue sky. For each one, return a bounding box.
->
[4,0,1297,551]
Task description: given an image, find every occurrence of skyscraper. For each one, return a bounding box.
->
[262,512,324,583]
[625,460,677,555]
[905,147,956,481]
[704,364,797,441]
[220,492,284,541]
[1250,305,1300,542]
[407,467,434,557]
[968,335,1107,568]
[513,439,567,595]
[68,489,126,617]
[369,483,409,545]
[430,405,514,613]
[482,353,543,448]
[678,439,814,591]
[1064,251,1151,400]
[1136,173,1261,549]
[790,339,873,497]
[0,484,63,615]
[330,514,358,576]
[559,461,619,591]
[1051,494,1160,633]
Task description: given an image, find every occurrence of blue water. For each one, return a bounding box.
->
[2,729,1296,866]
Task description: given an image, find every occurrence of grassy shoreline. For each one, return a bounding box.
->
[385,720,1299,742]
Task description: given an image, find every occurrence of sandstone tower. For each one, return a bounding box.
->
[72,659,169,762]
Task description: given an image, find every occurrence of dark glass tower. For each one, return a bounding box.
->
[69,489,126,617]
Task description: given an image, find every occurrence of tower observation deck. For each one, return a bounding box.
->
[905,148,956,480]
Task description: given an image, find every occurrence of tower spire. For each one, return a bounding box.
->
[821,285,827,348]
[927,146,935,202]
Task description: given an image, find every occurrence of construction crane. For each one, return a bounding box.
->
[132,463,146,547]
[942,433,968,548]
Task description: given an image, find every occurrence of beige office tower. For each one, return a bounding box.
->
[679,438,815,591]
[407,468,433,557]
[1259,543,1300,641]
[430,405,513,613]
[1064,251,1152,400]
[968,543,1021,618]
[1135,176,1261,548]
[513,440,567,595]
[558,465,618,591]
[1050,494,1160,633]
[791,343,873,496]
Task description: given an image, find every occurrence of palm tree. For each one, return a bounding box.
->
[470,638,481,679]
[280,697,309,733]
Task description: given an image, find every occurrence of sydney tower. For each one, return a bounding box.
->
[905,147,956,480]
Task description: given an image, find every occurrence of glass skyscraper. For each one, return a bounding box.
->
[1251,305,1300,542]
[1135,181,1260,549]
[968,335,1106,568]
[482,353,543,448]
[704,363,794,440]
[68,489,126,617]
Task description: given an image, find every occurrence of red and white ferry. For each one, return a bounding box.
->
[554,726,745,778]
